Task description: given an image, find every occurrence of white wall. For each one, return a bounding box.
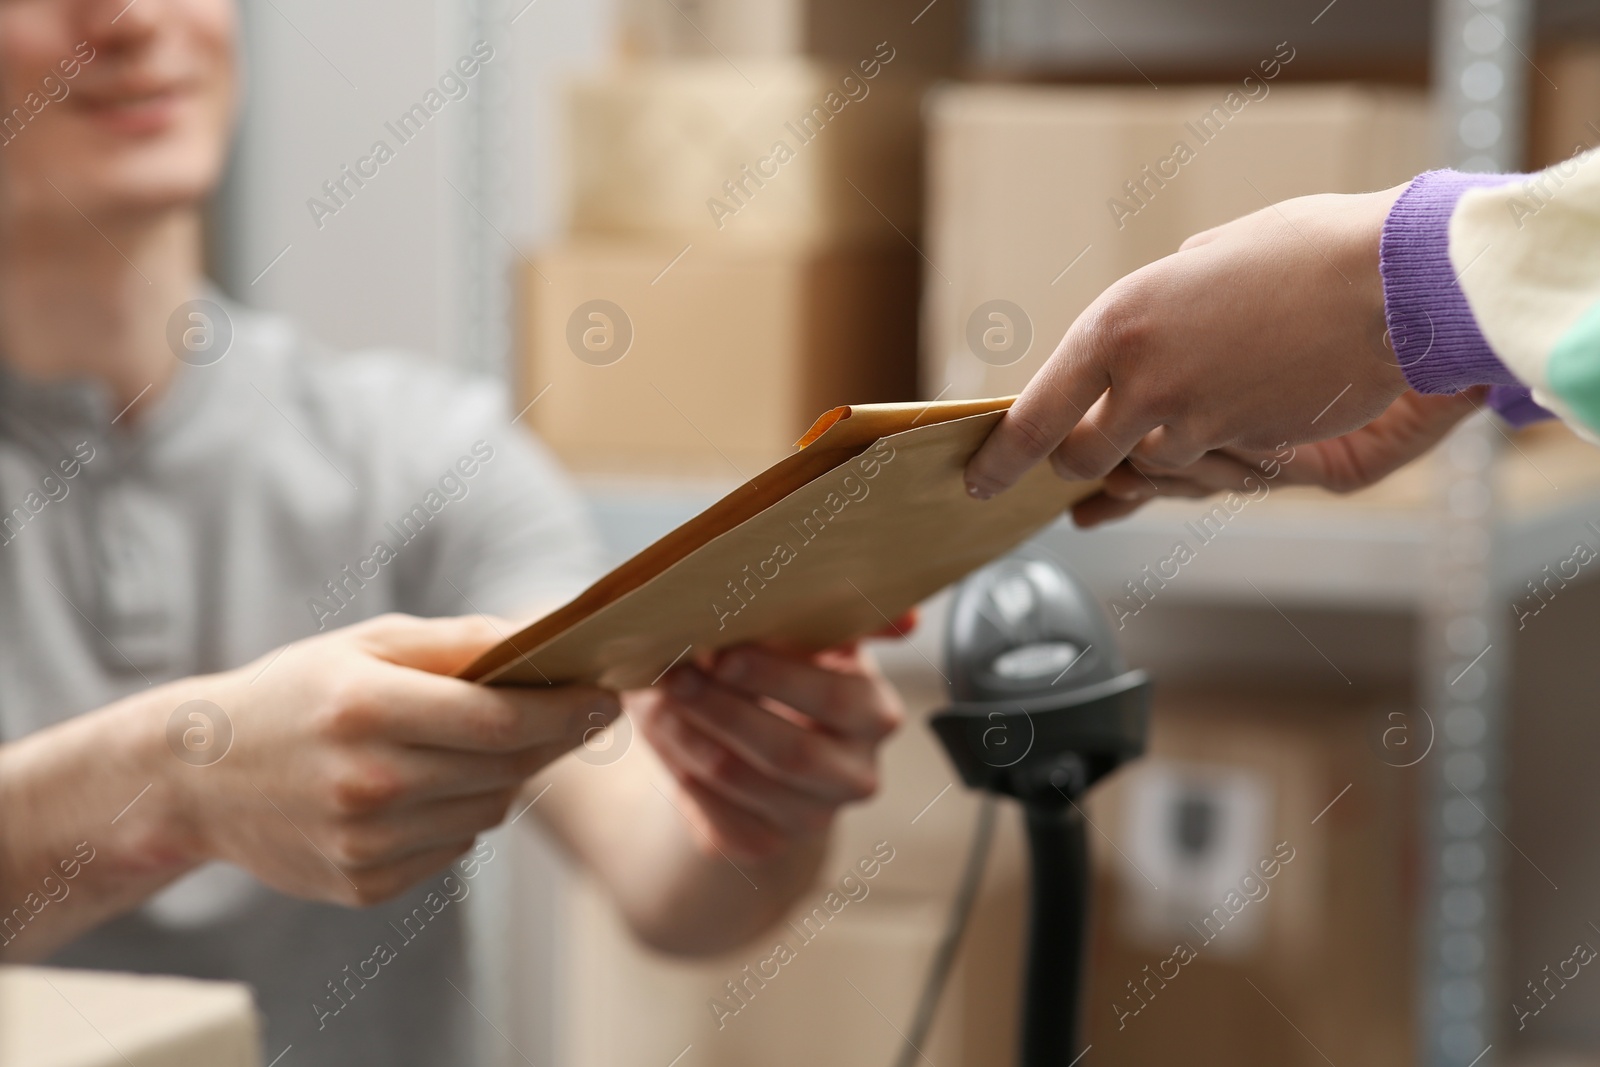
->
[216,0,613,370]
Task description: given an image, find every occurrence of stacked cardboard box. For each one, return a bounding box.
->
[1080,684,1416,1067]
[522,21,942,475]
[523,240,918,475]
[922,83,1438,400]
[616,0,969,74]
[1528,41,1600,170]
[565,61,923,244]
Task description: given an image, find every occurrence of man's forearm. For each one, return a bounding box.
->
[0,688,202,961]
[533,752,830,957]
[534,644,905,957]
[621,799,829,956]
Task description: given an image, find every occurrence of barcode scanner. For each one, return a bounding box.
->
[927,551,1151,1067]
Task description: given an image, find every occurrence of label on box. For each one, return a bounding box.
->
[1117,761,1273,957]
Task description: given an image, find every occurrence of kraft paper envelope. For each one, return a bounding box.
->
[461,397,1099,689]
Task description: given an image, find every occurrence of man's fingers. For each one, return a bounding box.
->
[645,709,834,839]
[339,840,479,907]
[340,791,518,869]
[351,669,619,754]
[656,670,873,803]
[710,647,895,741]
[353,614,510,676]
[868,609,918,639]
[372,746,574,805]
[964,331,1112,499]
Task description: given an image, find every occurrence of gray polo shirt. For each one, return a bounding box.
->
[0,297,599,1064]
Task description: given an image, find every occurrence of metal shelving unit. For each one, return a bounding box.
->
[1421,1,1529,1062]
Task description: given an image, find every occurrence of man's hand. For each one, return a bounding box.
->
[634,642,905,864]
[0,613,618,960]
[165,614,617,906]
[965,185,1413,499]
[1070,389,1485,527]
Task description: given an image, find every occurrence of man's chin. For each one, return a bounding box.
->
[34,167,218,220]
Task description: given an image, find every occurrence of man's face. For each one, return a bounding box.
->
[0,0,237,217]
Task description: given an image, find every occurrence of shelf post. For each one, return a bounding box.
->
[1421,2,1531,1063]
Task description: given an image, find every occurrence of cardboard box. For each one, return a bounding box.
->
[1528,41,1600,170]
[1504,575,1600,1055]
[519,241,919,476]
[567,60,924,244]
[922,84,1439,400]
[0,966,260,1067]
[1080,684,1416,1067]
[616,0,969,74]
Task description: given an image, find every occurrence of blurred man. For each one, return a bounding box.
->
[0,3,904,1063]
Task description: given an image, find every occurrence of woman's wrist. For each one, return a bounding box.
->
[1359,183,1413,392]
[1379,169,1528,395]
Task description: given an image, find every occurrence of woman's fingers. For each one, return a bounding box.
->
[1128,424,1210,471]
[1047,388,1161,482]
[968,187,1411,499]
[965,324,1115,497]
[1072,452,1277,527]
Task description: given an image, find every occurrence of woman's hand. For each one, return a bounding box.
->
[966,185,1413,498]
[1070,388,1485,527]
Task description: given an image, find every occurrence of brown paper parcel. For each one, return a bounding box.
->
[462,398,1099,689]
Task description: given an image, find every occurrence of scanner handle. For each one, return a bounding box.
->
[1020,801,1091,1067]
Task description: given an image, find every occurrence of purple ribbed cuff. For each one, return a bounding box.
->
[1487,385,1556,428]
[1380,170,1527,395]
